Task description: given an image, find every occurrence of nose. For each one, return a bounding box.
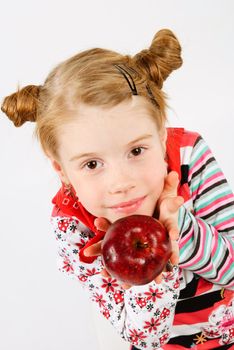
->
[108,165,135,195]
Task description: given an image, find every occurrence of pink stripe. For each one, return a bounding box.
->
[218,256,233,280]
[211,230,218,254]
[195,261,213,274]
[194,231,218,274]
[189,149,211,177]
[191,172,223,205]
[179,225,193,247]
[191,173,224,200]
[194,171,224,193]
[216,217,234,229]
[195,237,233,280]
[196,194,234,216]
[195,234,218,275]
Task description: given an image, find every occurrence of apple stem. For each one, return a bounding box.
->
[136,241,149,249]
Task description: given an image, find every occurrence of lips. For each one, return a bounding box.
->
[109,196,146,214]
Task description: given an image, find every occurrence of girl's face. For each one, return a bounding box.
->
[52,97,167,223]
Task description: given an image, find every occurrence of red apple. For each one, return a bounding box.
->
[101,215,172,285]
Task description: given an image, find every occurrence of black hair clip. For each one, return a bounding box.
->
[114,64,138,95]
[114,64,159,109]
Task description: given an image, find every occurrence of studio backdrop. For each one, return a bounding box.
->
[0,1,233,350]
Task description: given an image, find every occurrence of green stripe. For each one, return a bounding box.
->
[189,227,212,271]
[195,190,232,211]
[180,219,212,270]
[212,239,222,262]
[190,167,220,192]
[202,235,224,278]
[219,264,234,284]
[179,214,194,259]
[212,213,234,226]
[180,238,193,259]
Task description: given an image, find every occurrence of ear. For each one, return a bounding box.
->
[49,157,70,185]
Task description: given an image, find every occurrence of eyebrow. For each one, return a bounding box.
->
[69,134,153,162]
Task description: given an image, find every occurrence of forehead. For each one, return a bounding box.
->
[58,97,160,155]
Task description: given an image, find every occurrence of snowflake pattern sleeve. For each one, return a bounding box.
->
[51,215,181,349]
[178,136,234,289]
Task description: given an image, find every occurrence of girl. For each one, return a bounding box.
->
[1,29,234,349]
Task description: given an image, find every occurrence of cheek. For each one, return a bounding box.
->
[72,178,103,213]
[147,154,167,178]
[73,183,93,203]
[146,158,167,191]
[65,172,88,203]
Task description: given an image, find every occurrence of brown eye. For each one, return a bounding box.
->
[82,159,103,172]
[86,161,98,169]
[131,147,143,156]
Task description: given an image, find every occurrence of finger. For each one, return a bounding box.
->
[121,283,131,290]
[84,241,102,256]
[169,241,179,265]
[101,269,111,278]
[154,273,163,284]
[166,260,174,272]
[163,171,179,194]
[164,196,184,213]
[162,217,179,240]
[94,217,111,232]
[168,227,180,241]
[169,251,179,266]
[159,197,183,224]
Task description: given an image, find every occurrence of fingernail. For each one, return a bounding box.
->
[83,248,90,257]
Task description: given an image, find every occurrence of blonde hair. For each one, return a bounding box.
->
[1,29,182,160]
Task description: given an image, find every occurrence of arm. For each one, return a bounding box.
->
[51,215,180,349]
[178,136,234,289]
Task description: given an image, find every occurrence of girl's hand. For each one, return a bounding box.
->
[84,217,112,277]
[84,217,132,289]
[154,171,184,283]
[84,217,111,257]
[122,172,184,287]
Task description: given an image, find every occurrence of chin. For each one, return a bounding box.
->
[112,209,154,223]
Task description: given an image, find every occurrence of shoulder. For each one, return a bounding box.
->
[166,127,201,148]
[181,129,201,148]
[166,128,203,172]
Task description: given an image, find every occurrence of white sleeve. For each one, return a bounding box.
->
[51,215,181,349]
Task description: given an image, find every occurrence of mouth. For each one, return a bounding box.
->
[109,196,146,214]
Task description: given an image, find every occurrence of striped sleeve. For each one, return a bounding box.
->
[178,136,234,289]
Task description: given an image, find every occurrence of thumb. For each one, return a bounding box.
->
[163,171,180,194]
[84,241,102,257]
[164,195,184,213]
[94,217,111,232]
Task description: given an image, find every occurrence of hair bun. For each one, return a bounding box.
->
[1,85,41,127]
[133,29,183,88]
